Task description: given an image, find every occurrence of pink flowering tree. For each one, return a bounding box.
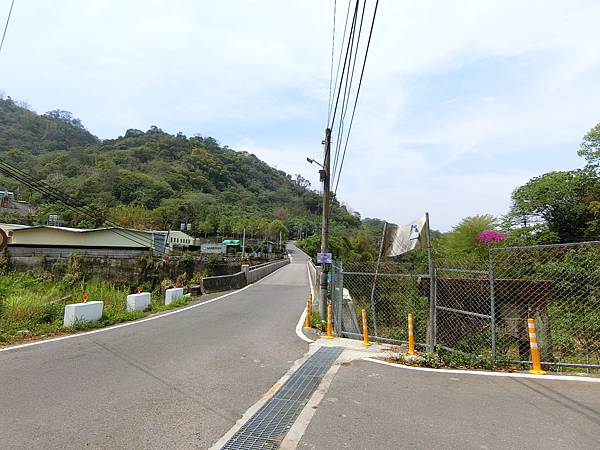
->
[476,229,508,245]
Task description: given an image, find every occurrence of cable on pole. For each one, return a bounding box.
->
[326,0,337,125]
[331,0,366,187]
[329,0,359,131]
[0,0,15,55]
[328,0,352,121]
[333,0,379,196]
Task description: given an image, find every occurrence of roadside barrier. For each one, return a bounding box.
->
[528,318,546,374]
[361,308,371,346]
[408,313,415,355]
[326,304,333,339]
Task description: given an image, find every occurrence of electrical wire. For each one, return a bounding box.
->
[328,0,352,121]
[0,0,15,55]
[0,161,168,254]
[0,165,162,253]
[326,0,337,125]
[331,0,366,187]
[333,0,379,196]
[329,0,359,131]
[0,165,165,254]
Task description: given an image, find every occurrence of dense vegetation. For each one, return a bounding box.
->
[0,97,365,242]
[0,270,195,345]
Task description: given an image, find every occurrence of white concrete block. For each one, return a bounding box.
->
[165,287,184,305]
[126,292,151,312]
[63,301,103,327]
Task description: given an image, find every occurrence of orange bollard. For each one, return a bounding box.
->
[407,313,415,355]
[304,296,312,329]
[528,318,546,374]
[325,304,334,339]
[361,308,371,346]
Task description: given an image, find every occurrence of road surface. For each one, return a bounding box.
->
[0,244,311,449]
[298,359,600,449]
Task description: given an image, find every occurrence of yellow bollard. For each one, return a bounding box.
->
[528,318,546,374]
[361,308,371,346]
[304,296,312,329]
[325,304,334,339]
[407,313,415,355]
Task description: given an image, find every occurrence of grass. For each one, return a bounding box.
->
[387,346,498,371]
[0,271,196,346]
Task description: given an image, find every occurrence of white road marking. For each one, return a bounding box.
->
[0,265,284,353]
[295,308,313,343]
[209,348,319,450]
[280,355,343,449]
[362,357,600,383]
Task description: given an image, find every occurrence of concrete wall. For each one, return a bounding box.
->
[201,271,247,293]
[201,258,290,293]
[247,258,289,284]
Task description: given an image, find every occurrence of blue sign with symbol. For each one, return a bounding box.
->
[317,252,333,264]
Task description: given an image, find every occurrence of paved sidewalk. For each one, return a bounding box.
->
[298,353,600,449]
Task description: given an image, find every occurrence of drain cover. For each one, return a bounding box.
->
[221,347,343,449]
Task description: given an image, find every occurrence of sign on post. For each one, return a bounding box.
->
[201,243,225,254]
[317,252,333,264]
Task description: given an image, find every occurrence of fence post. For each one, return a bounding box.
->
[489,249,496,365]
[425,212,436,350]
[334,261,344,336]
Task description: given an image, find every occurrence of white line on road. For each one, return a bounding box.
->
[363,357,600,383]
[294,262,315,343]
[0,266,283,354]
[295,309,313,344]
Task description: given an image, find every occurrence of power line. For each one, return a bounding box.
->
[328,0,352,121]
[0,161,168,254]
[331,0,367,187]
[333,0,379,196]
[0,0,15,55]
[329,0,359,131]
[0,164,165,253]
[326,0,337,125]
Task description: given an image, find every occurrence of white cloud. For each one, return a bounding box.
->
[2,0,599,231]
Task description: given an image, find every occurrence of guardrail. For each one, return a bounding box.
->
[201,257,290,293]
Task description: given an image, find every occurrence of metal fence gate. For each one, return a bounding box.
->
[332,260,431,347]
[433,267,494,359]
[329,240,600,373]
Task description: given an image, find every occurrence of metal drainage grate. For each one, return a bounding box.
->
[221,347,343,449]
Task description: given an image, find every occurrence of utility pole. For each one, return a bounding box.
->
[241,228,246,259]
[319,128,332,320]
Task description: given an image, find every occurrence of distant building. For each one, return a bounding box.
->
[7,225,164,253]
[0,191,30,217]
[163,230,195,250]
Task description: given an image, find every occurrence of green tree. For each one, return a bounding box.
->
[578,123,600,171]
[508,170,596,242]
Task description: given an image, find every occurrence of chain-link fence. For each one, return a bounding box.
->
[331,241,600,372]
[332,260,431,347]
[491,242,600,371]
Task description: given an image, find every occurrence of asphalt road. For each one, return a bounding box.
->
[0,244,311,449]
[298,360,600,450]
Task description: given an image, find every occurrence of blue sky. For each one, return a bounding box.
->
[1,0,599,230]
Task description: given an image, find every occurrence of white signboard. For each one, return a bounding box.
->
[201,243,225,254]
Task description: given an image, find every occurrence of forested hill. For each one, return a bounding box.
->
[0,97,362,241]
[0,97,99,151]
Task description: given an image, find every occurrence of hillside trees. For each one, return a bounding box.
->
[507,123,600,242]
